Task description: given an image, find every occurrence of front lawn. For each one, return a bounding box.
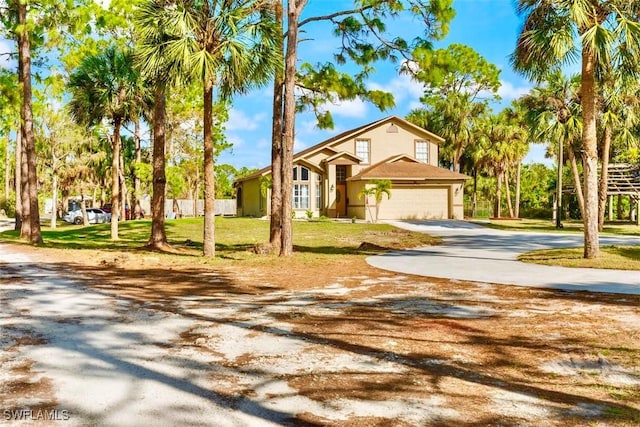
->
[478,218,640,236]
[518,245,640,270]
[0,217,440,263]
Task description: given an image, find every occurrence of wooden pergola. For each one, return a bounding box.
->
[560,163,640,225]
[606,163,640,225]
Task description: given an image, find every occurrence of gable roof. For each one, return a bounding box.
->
[348,155,469,181]
[324,151,363,165]
[235,116,444,183]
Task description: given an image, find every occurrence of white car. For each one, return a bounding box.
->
[63,208,111,225]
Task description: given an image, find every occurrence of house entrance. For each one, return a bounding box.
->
[335,184,347,217]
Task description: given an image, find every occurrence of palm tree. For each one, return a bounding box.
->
[68,46,143,240]
[478,116,510,218]
[500,112,529,219]
[512,0,640,258]
[371,179,392,223]
[522,71,585,221]
[135,0,279,258]
[501,104,530,219]
[598,74,640,230]
[358,186,375,222]
[358,180,392,223]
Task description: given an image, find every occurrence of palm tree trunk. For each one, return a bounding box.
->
[472,169,477,217]
[581,47,599,258]
[18,1,42,244]
[50,172,58,229]
[494,171,502,218]
[597,125,611,232]
[269,0,284,253]
[617,194,622,220]
[203,79,216,257]
[453,145,462,173]
[4,134,9,201]
[14,128,21,231]
[132,118,141,219]
[119,151,127,221]
[19,129,29,238]
[61,190,69,218]
[280,0,305,257]
[195,167,200,216]
[567,143,585,220]
[110,117,122,240]
[149,84,167,248]
[80,188,88,226]
[505,168,514,218]
[515,161,521,218]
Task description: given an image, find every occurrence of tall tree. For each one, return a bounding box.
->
[135,0,279,258]
[512,0,640,258]
[273,0,455,256]
[0,71,19,208]
[16,0,42,244]
[501,104,530,219]
[597,74,640,230]
[521,71,585,221]
[407,43,501,172]
[68,46,144,240]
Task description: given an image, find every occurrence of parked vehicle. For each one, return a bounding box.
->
[63,208,111,225]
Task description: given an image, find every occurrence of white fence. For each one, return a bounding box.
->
[163,199,236,217]
[46,197,237,218]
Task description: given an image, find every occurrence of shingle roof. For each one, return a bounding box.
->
[348,157,469,181]
[235,116,444,184]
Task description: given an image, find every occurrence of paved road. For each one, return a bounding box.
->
[0,218,14,232]
[367,220,640,295]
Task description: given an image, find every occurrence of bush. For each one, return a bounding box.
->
[519,207,553,220]
[0,195,16,218]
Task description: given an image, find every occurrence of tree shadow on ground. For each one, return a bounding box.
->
[2,258,639,426]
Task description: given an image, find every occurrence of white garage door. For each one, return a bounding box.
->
[376,186,449,220]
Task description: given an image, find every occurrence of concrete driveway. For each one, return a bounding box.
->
[367,220,640,295]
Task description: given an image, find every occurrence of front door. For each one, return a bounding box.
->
[335,184,346,217]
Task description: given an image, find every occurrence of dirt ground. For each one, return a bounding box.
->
[1,244,639,426]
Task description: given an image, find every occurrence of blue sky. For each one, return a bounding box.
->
[0,1,552,168]
[220,0,550,170]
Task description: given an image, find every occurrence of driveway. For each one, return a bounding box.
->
[367,220,640,295]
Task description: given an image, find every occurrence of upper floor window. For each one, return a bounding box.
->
[355,139,370,164]
[292,165,310,181]
[415,140,429,163]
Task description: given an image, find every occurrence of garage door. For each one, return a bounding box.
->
[376,186,449,220]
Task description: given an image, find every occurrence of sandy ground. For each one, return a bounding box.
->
[1,243,639,426]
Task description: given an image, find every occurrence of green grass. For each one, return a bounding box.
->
[0,217,440,261]
[518,245,640,270]
[476,218,640,236]
[478,218,640,270]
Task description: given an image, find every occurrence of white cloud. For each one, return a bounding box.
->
[256,137,270,149]
[227,109,268,131]
[498,80,532,100]
[293,137,309,151]
[322,98,368,119]
[0,38,15,70]
[226,134,245,148]
[369,73,424,110]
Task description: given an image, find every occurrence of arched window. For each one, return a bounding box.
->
[292,166,311,209]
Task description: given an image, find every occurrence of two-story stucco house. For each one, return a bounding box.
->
[234,115,469,221]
